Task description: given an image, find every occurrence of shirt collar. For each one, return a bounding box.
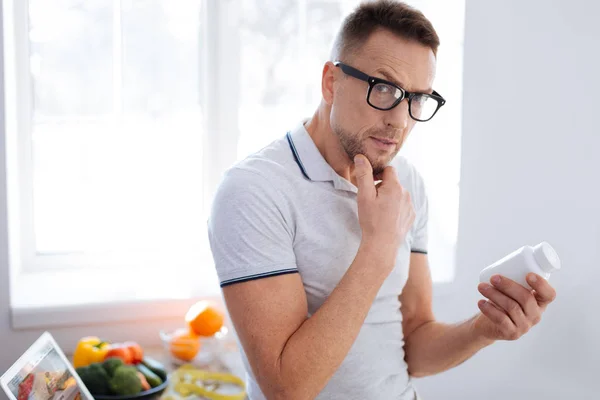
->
[287,121,358,193]
[288,121,336,182]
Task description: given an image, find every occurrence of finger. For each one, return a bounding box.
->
[477,300,516,336]
[353,155,375,201]
[490,275,539,318]
[526,273,557,306]
[478,283,528,329]
[401,186,413,207]
[375,166,399,193]
[379,166,399,185]
[400,200,416,231]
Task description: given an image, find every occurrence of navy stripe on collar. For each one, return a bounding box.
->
[286,131,311,180]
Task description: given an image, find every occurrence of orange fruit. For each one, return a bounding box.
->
[169,329,201,361]
[185,301,224,337]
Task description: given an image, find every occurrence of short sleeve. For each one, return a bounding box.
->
[207,168,298,287]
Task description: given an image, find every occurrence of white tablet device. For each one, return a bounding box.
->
[1,332,94,400]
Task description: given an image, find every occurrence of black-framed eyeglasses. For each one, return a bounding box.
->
[334,61,446,122]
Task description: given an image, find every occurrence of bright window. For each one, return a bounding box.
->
[9,0,211,282]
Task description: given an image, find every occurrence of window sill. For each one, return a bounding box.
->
[11,267,223,330]
[10,265,456,331]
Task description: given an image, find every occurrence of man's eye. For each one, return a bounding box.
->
[374,84,393,94]
[413,95,426,105]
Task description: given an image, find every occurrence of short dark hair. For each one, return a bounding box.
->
[331,0,440,61]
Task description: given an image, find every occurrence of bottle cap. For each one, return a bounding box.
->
[533,242,561,273]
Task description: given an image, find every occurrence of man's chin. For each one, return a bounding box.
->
[366,154,393,174]
[364,145,398,164]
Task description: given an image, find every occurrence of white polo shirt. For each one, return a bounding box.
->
[208,120,429,400]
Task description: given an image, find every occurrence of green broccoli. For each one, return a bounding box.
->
[76,363,110,396]
[102,357,125,377]
[109,365,142,396]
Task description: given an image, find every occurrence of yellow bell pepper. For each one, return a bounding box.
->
[72,337,111,368]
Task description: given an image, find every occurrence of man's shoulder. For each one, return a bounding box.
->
[214,134,298,203]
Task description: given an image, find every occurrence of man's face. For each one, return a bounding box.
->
[329,30,437,175]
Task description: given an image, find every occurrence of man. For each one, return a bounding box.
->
[208,1,557,399]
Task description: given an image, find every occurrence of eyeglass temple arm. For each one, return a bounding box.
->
[432,90,446,104]
[333,62,371,83]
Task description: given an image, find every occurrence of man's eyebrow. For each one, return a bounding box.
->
[375,70,433,94]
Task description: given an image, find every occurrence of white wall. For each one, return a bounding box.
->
[416,0,600,398]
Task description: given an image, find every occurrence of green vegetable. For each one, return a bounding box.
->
[76,363,110,395]
[141,357,168,381]
[108,365,142,396]
[102,357,125,377]
[136,364,162,388]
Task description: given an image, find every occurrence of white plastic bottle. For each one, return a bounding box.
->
[479,242,561,289]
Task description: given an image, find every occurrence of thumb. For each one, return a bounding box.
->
[353,155,375,200]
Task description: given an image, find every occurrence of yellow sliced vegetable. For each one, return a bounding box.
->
[169,365,246,400]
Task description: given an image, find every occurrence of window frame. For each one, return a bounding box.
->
[6,0,240,326]
[8,0,242,274]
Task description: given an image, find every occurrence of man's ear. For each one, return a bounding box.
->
[321,62,337,106]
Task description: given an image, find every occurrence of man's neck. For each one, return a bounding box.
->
[304,106,358,185]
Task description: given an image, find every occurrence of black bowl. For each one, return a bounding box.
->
[94,379,169,400]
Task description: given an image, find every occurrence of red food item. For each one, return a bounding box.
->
[123,342,144,364]
[104,345,133,364]
[17,374,34,400]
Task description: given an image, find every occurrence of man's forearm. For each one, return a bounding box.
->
[275,241,394,400]
[403,315,495,378]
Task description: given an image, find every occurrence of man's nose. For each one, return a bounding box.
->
[383,99,410,131]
